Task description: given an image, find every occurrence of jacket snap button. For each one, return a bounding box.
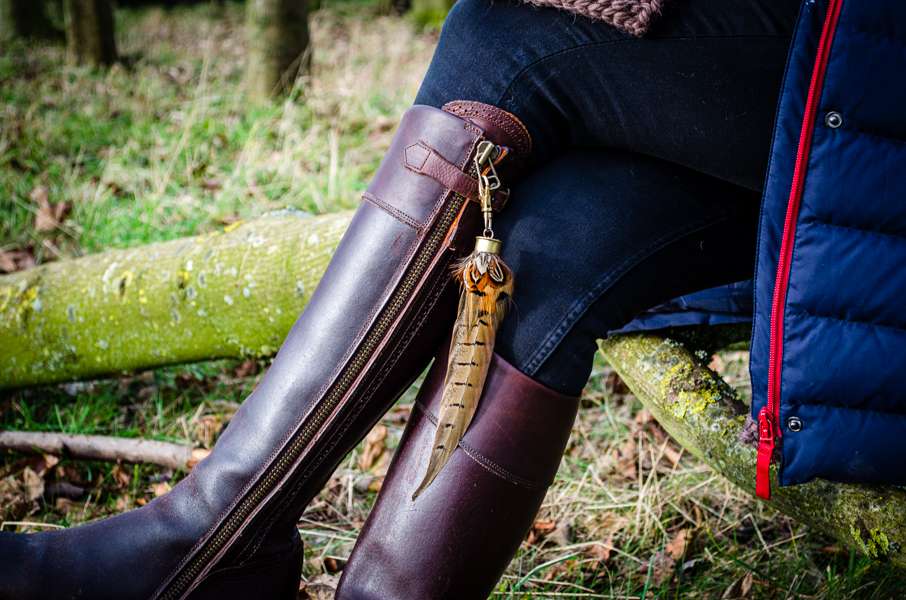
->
[787,416,803,432]
[825,111,843,129]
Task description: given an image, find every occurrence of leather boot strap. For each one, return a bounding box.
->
[403,141,510,211]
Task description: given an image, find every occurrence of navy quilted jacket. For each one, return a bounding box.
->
[622,0,906,499]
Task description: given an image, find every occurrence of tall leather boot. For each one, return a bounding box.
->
[335,343,580,600]
[0,101,531,600]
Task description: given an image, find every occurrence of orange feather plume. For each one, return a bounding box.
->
[412,246,513,500]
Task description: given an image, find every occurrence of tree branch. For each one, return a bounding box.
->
[0,430,209,470]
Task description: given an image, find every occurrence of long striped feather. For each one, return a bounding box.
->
[412,251,513,500]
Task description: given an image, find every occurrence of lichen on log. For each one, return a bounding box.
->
[0,211,353,389]
[599,334,906,568]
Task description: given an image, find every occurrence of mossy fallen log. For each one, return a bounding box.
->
[599,334,906,568]
[0,211,353,389]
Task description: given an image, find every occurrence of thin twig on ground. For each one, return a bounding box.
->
[0,431,209,470]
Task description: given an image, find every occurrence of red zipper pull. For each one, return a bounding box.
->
[756,407,774,499]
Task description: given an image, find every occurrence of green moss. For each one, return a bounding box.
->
[660,361,721,418]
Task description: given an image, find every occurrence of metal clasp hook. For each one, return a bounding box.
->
[473,141,501,238]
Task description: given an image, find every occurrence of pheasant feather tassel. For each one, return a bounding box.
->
[412,237,513,500]
[412,140,514,500]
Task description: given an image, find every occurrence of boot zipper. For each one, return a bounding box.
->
[758,0,844,500]
[156,143,497,600]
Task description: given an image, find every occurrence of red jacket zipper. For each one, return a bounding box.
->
[758,0,844,500]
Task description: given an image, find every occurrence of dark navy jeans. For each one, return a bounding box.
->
[415,0,801,396]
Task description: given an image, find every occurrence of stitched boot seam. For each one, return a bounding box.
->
[414,402,549,490]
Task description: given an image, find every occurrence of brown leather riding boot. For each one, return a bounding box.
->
[335,345,580,600]
[0,102,530,600]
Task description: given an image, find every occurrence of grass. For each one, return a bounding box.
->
[2,2,906,599]
[1,0,431,257]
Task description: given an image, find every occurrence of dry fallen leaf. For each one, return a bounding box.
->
[0,248,36,273]
[29,185,49,206]
[233,358,259,379]
[740,571,754,596]
[532,519,557,534]
[150,481,172,497]
[661,443,684,468]
[526,519,558,546]
[709,354,725,372]
[0,474,33,521]
[634,408,654,425]
[722,571,754,599]
[22,467,45,501]
[541,559,575,582]
[55,497,75,512]
[188,448,211,469]
[298,573,338,600]
[666,528,691,560]
[614,437,638,481]
[193,415,225,448]
[548,520,573,547]
[41,454,60,471]
[110,464,132,488]
[0,251,16,273]
[385,404,412,425]
[603,370,629,395]
[642,550,676,587]
[31,186,69,232]
[55,463,87,487]
[586,539,612,563]
[358,424,387,471]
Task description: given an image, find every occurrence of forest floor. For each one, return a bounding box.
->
[2,2,905,598]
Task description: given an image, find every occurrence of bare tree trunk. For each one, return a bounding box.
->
[0,0,60,41]
[63,0,116,67]
[245,0,310,100]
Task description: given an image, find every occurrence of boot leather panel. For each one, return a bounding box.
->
[424,351,577,488]
[225,248,461,567]
[368,106,481,228]
[154,108,484,599]
[337,351,578,600]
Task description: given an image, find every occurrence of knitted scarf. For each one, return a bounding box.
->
[522,0,665,36]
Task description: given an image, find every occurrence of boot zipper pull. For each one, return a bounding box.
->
[756,406,774,500]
